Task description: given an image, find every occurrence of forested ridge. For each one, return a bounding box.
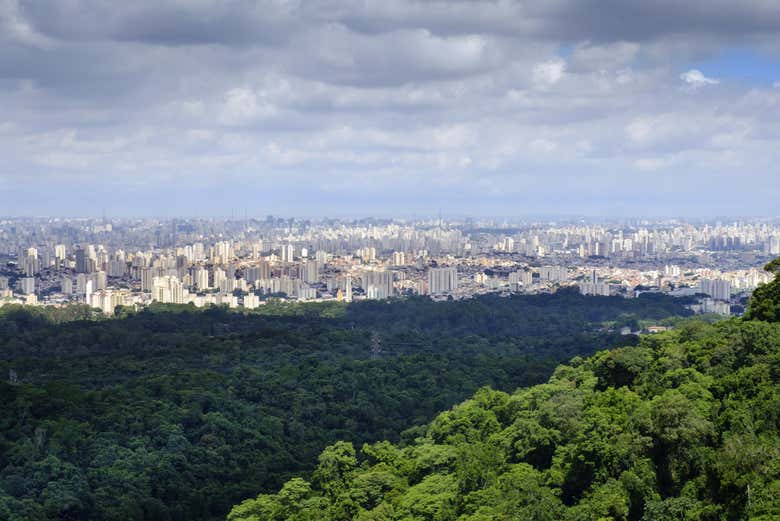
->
[228,262,780,521]
[0,290,692,521]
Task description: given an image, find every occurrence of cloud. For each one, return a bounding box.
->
[568,41,640,72]
[218,88,278,126]
[633,156,675,171]
[533,59,566,88]
[0,0,56,48]
[1,0,780,216]
[680,69,720,88]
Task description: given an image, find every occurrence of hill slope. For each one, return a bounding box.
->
[229,307,780,520]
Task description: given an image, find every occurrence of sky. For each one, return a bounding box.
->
[1,0,780,218]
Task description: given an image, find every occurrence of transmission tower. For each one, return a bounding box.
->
[370,332,382,359]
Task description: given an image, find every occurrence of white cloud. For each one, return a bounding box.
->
[633,157,674,171]
[680,69,720,88]
[529,138,558,153]
[218,88,277,126]
[625,118,656,144]
[533,59,566,88]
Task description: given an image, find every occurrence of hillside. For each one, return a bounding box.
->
[0,291,691,521]
[228,266,780,521]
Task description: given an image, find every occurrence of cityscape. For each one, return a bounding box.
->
[2,1,780,519]
[2,216,777,317]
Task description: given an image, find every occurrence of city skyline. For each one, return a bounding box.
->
[1,1,780,216]
[2,215,777,318]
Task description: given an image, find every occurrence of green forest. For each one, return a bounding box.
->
[0,290,693,521]
[228,262,780,521]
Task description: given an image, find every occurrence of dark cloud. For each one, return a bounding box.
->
[16,1,780,47]
[18,0,299,45]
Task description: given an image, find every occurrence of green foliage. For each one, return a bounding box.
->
[236,318,780,521]
[0,292,690,520]
[744,256,780,322]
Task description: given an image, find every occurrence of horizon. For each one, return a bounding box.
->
[2,213,780,223]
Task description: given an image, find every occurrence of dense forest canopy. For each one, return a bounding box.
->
[0,291,693,521]
[228,265,780,521]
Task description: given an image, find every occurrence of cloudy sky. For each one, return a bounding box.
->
[2,0,780,218]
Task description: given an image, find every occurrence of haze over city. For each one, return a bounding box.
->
[2,1,780,217]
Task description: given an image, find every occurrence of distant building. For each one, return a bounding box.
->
[61,277,73,295]
[192,267,209,291]
[363,271,393,299]
[281,244,294,263]
[20,277,35,295]
[699,278,731,301]
[428,267,458,295]
[579,271,611,296]
[301,259,319,284]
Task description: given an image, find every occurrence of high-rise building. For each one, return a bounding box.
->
[61,277,73,295]
[363,270,393,299]
[152,276,186,304]
[54,244,67,263]
[359,247,376,262]
[194,267,210,291]
[344,276,352,302]
[22,247,40,276]
[699,278,731,301]
[213,268,228,293]
[85,279,93,304]
[92,271,107,291]
[427,267,458,295]
[258,260,271,280]
[215,241,233,263]
[20,277,35,295]
[193,242,205,262]
[508,270,533,289]
[539,265,567,282]
[281,244,294,263]
[579,271,610,296]
[140,267,155,292]
[75,247,96,273]
[243,293,260,309]
[301,259,319,284]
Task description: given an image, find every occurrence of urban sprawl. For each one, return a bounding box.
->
[1,217,778,318]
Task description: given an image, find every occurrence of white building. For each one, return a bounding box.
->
[428,267,458,295]
[699,278,731,301]
[363,270,393,299]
